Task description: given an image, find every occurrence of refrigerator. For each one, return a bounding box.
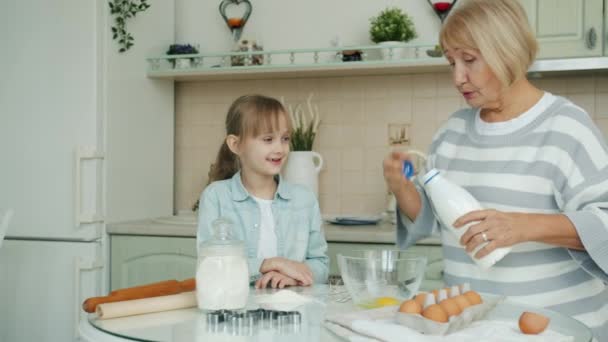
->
[0,1,174,341]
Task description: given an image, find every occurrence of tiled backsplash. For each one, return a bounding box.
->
[175,73,608,215]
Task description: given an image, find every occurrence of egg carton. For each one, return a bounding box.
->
[394,295,504,335]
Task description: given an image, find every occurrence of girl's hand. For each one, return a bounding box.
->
[260,257,313,286]
[255,271,298,289]
[453,209,527,259]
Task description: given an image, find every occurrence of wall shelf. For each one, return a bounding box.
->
[146,43,449,81]
[146,44,608,82]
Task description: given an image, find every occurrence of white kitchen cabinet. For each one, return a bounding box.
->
[326,242,445,292]
[109,235,445,292]
[519,0,604,58]
[110,236,197,291]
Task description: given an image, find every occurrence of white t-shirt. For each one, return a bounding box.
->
[474,92,556,135]
[252,196,278,259]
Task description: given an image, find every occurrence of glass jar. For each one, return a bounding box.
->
[196,218,249,311]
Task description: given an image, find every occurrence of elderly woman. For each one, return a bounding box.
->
[384,0,607,339]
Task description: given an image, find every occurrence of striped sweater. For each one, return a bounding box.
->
[398,94,608,340]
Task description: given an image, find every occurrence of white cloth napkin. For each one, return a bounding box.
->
[325,317,574,342]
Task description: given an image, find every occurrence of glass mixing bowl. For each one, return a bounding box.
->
[337,250,427,308]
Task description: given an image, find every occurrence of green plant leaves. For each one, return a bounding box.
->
[369,7,417,44]
[109,0,151,53]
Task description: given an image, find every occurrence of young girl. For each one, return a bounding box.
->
[197,94,329,289]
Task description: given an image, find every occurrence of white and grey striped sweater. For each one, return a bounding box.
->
[398,94,608,340]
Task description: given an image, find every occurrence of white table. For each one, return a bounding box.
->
[85,285,350,342]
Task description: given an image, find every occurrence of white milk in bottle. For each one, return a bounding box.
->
[422,169,511,269]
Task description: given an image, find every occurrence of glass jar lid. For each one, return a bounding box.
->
[199,217,245,257]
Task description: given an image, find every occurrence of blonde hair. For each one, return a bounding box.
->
[440,0,538,87]
[207,95,290,183]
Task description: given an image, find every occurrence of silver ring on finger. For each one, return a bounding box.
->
[481,232,488,242]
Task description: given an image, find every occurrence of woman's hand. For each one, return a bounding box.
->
[453,209,527,258]
[260,257,313,286]
[383,151,422,220]
[255,271,298,289]
[383,151,411,195]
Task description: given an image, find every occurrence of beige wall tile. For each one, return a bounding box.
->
[364,125,389,148]
[412,74,437,98]
[435,96,461,129]
[386,75,413,98]
[316,124,342,148]
[319,194,340,215]
[174,72,604,213]
[340,171,364,195]
[596,75,608,93]
[365,147,389,173]
[564,94,595,118]
[340,99,365,124]
[531,77,567,94]
[436,72,459,97]
[341,125,365,147]
[317,77,343,100]
[319,171,341,197]
[565,76,595,94]
[341,148,364,171]
[596,93,608,118]
[362,76,392,100]
[363,169,387,195]
[594,118,608,139]
[318,100,342,124]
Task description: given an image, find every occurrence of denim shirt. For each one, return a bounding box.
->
[196,171,329,284]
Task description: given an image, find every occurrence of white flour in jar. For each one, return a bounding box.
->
[196,255,249,310]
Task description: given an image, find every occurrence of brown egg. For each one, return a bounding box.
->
[463,291,483,305]
[519,311,550,335]
[399,299,422,315]
[439,298,462,317]
[414,293,427,307]
[422,304,449,323]
[453,295,472,311]
[431,289,441,301]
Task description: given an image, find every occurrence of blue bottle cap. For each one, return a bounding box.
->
[402,160,414,180]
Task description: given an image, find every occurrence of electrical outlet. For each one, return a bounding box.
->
[388,123,410,146]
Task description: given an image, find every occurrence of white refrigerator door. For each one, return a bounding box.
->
[0,239,102,342]
[0,0,104,241]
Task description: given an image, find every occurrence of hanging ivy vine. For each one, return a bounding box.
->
[109,0,151,53]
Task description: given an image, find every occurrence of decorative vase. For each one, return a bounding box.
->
[282,151,323,196]
[174,58,192,69]
[378,41,406,60]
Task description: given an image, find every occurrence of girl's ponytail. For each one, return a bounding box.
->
[207,141,239,184]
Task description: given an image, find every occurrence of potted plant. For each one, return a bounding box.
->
[166,44,200,69]
[282,94,323,197]
[369,7,417,60]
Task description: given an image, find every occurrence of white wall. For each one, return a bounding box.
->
[176,0,442,53]
[105,0,175,222]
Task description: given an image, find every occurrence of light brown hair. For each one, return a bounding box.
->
[207,94,290,184]
[440,0,538,87]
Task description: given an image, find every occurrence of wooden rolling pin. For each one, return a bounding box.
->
[82,278,195,313]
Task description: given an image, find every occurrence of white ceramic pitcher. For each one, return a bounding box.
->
[282,151,324,196]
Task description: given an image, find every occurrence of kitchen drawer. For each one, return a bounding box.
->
[326,242,445,292]
[110,235,197,291]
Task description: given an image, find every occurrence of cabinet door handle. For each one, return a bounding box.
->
[586,27,597,50]
[74,146,105,225]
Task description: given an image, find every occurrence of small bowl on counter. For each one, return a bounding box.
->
[338,249,427,308]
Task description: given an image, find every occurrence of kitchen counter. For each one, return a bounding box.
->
[107,213,441,245]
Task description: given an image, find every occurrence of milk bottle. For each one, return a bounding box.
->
[421,169,511,269]
[196,218,249,310]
